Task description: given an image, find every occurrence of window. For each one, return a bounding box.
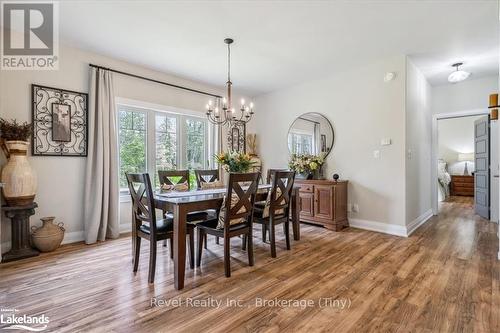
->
[117,102,213,193]
[118,107,147,189]
[288,132,313,155]
[185,117,206,170]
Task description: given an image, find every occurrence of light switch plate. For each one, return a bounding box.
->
[373,150,380,159]
[381,138,392,146]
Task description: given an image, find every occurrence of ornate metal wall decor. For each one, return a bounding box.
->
[227,121,246,153]
[32,84,88,156]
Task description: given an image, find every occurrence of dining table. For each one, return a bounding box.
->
[131,184,301,290]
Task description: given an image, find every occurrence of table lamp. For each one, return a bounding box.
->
[458,153,474,175]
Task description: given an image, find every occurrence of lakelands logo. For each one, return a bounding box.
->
[0,308,49,331]
[1,1,59,70]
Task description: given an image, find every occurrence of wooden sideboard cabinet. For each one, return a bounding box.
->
[295,179,348,231]
[450,175,474,196]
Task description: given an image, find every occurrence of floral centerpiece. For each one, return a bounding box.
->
[215,151,254,172]
[288,153,325,179]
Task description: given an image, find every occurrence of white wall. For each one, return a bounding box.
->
[438,115,482,175]
[405,60,432,228]
[0,43,241,252]
[250,55,408,231]
[432,76,498,115]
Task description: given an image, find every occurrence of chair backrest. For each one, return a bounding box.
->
[126,173,157,234]
[221,172,260,231]
[195,169,220,189]
[269,171,295,217]
[158,170,190,190]
[266,168,287,183]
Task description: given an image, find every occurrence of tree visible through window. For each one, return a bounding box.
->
[186,118,206,170]
[117,103,211,192]
[118,108,147,189]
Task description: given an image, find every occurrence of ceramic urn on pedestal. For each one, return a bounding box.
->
[1,141,37,206]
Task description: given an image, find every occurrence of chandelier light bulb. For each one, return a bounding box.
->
[241,98,245,105]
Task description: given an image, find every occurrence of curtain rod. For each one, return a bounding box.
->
[89,63,222,99]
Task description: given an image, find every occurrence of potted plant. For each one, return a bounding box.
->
[0,118,37,206]
[288,153,325,179]
[215,151,254,173]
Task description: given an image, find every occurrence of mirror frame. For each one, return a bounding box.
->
[287,112,335,157]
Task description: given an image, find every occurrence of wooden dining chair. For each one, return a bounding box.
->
[255,168,287,241]
[265,169,288,184]
[126,173,195,283]
[158,169,215,250]
[253,171,295,258]
[158,170,209,223]
[196,172,260,277]
[194,169,220,189]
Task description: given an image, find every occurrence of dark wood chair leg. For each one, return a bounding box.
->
[204,234,208,249]
[247,230,254,266]
[197,229,204,267]
[224,235,231,277]
[188,230,195,269]
[242,234,247,250]
[215,236,219,245]
[133,236,141,272]
[269,220,277,258]
[163,239,167,247]
[148,241,157,283]
[262,224,267,242]
[169,238,174,259]
[284,219,291,251]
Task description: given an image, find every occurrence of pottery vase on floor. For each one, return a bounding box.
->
[0,141,37,206]
[31,217,65,252]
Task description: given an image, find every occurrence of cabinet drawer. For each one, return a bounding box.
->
[299,184,314,193]
[454,183,474,189]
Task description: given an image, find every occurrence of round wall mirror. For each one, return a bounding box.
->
[287,112,334,157]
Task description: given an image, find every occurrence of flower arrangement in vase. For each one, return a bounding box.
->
[215,151,254,173]
[0,118,37,206]
[288,153,325,179]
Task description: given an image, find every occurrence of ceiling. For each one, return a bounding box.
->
[57,0,498,96]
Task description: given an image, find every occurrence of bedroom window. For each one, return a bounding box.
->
[117,102,213,194]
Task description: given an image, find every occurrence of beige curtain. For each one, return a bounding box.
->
[83,68,119,244]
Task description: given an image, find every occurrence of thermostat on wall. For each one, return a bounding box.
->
[384,72,396,82]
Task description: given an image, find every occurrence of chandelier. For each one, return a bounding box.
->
[206,38,254,126]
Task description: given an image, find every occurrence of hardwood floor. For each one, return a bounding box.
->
[1,197,498,332]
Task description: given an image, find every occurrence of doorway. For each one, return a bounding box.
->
[431,109,497,220]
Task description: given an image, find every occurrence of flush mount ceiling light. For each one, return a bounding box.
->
[447,62,470,83]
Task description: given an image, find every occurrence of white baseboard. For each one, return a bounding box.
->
[406,209,433,236]
[1,224,131,255]
[349,218,408,237]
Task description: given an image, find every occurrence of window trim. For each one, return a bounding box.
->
[116,97,215,199]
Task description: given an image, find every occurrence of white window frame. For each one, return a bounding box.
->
[116,97,215,201]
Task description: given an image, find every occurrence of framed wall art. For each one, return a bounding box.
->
[31,84,88,156]
[227,120,246,153]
